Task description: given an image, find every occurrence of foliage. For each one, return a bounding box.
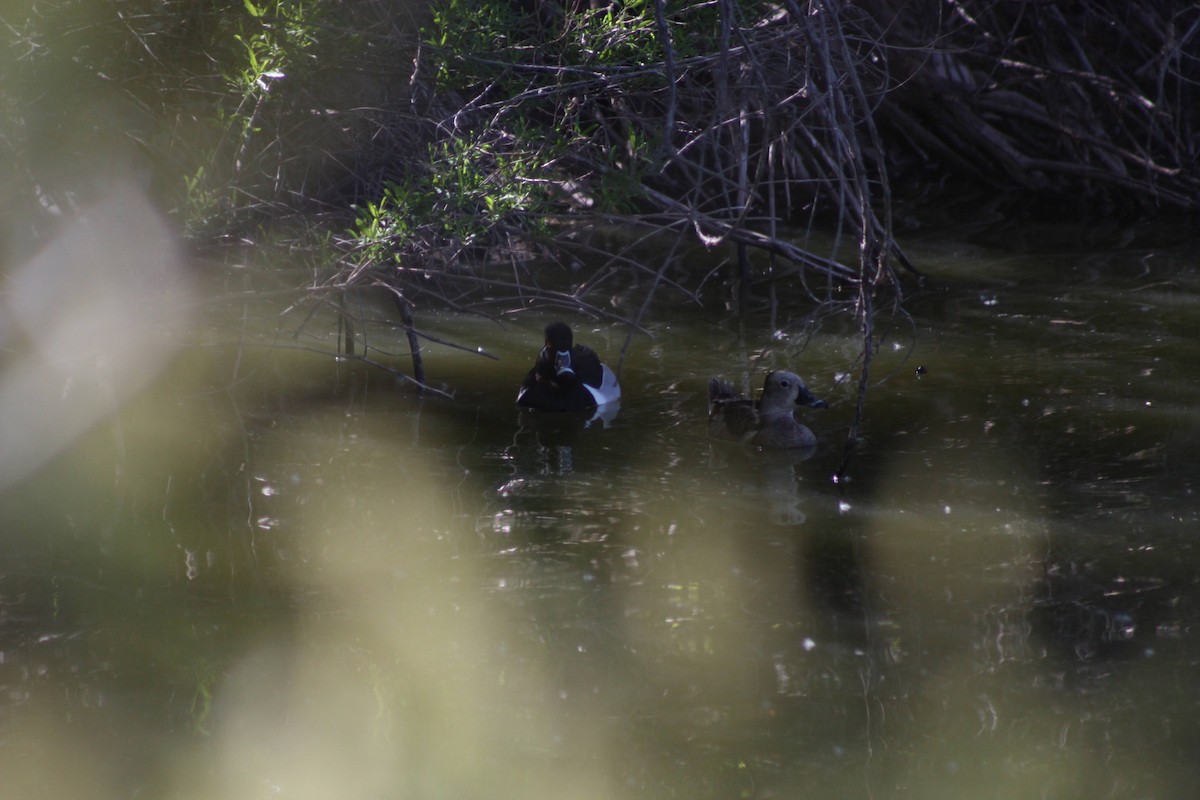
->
[405,0,902,282]
[4,0,1199,402]
[425,0,663,89]
[350,130,557,267]
[423,0,536,89]
[0,0,391,245]
[870,0,1200,215]
[180,0,323,234]
[413,0,668,225]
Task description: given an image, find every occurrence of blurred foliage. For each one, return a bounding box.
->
[2,0,1197,310]
[351,127,557,267]
[0,0,416,248]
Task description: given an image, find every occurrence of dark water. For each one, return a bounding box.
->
[3,223,1200,798]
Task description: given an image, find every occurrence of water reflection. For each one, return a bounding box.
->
[3,232,1200,797]
[507,403,621,474]
[706,444,820,526]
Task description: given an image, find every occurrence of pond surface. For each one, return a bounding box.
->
[3,221,1200,799]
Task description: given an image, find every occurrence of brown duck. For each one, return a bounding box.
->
[708,370,827,449]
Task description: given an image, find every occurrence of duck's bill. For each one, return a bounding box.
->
[797,390,828,409]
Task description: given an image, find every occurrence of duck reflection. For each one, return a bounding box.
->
[517,409,583,476]
[490,405,625,547]
[757,446,819,526]
[704,441,819,526]
[511,402,620,476]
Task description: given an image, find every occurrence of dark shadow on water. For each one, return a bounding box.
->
[1034,556,1183,664]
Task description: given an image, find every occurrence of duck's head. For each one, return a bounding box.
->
[544,321,573,352]
[542,321,575,375]
[762,370,827,412]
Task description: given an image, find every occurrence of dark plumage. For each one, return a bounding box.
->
[516,322,621,411]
